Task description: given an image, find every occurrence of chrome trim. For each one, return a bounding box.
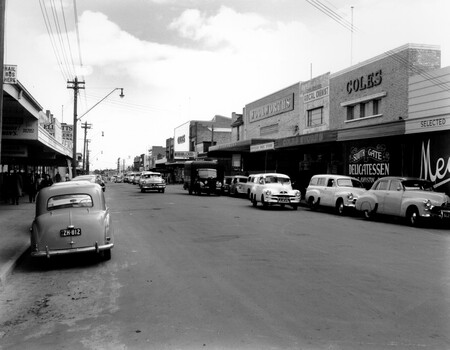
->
[31,243,114,258]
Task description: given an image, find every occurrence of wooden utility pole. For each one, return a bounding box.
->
[0,0,6,164]
[81,121,92,173]
[67,77,85,177]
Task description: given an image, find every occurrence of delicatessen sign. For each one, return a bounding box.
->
[347,144,390,185]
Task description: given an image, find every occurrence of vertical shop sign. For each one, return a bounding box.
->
[348,144,390,185]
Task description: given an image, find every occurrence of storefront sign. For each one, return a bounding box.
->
[1,144,27,157]
[304,86,329,103]
[248,94,294,123]
[348,144,390,184]
[2,118,38,140]
[174,151,197,159]
[3,65,17,84]
[250,142,275,153]
[405,115,450,134]
[346,70,382,94]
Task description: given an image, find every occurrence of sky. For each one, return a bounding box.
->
[4,0,450,170]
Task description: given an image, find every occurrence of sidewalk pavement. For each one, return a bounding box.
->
[0,197,35,290]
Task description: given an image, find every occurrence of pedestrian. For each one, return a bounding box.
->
[55,171,61,183]
[26,172,38,203]
[11,170,23,205]
[39,174,53,190]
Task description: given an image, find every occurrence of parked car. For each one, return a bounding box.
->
[229,175,248,196]
[72,174,105,192]
[183,160,224,195]
[355,176,450,226]
[223,176,233,194]
[132,172,142,185]
[124,172,133,183]
[241,174,261,198]
[30,181,114,260]
[249,173,301,210]
[305,174,366,215]
[139,171,166,193]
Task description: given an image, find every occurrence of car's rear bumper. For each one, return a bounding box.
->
[31,243,114,258]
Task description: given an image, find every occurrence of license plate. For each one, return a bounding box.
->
[60,228,82,237]
[278,198,290,203]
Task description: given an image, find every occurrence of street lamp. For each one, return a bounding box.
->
[70,87,124,177]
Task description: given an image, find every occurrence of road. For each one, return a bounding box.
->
[0,183,449,349]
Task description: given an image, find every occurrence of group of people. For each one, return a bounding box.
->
[0,171,58,205]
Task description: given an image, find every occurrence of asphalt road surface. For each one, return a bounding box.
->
[0,183,449,349]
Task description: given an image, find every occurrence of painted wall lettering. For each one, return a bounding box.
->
[348,144,390,184]
[248,94,294,123]
[420,139,450,190]
[346,70,382,94]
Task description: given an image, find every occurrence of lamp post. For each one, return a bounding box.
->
[67,85,124,178]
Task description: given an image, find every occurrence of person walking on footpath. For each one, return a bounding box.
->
[55,171,61,183]
[11,170,23,205]
[26,172,38,203]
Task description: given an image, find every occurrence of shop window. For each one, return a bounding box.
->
[307,107,323,127]
[373,98,380,115]
[347,105,355,120]
[359,103,366,118]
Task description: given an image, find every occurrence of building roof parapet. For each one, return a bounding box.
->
[330,43,440,79]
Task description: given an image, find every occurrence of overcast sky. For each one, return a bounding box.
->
[5,0,450,170]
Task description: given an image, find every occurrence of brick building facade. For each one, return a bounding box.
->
[209,43,450,194]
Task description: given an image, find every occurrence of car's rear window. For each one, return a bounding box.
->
[47,194,93,210]
[142,174,161,179]
[238,178,248,183]
[337,178,364,188]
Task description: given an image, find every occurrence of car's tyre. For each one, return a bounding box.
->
[261,195,268,209]
[336,199,345,215]
[161,189,165,193]
[292,204,298,211]
[140,188,144,193]
[406,207,420,227]
[308,197,317,211]
[363,209,373,220]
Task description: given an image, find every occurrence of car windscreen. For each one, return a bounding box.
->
[265,176,290,184]
[238,178,248,183]
[47,194,93,210]
[402,180,434,191]
[198,169,217,179]
[337,178,364,188]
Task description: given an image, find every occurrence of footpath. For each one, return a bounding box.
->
[0,197,34,290]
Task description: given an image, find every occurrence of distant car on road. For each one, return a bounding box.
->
[132,172,142,185]
[30,181,113,260]
[249,173,301,210]
[355,176,450,226]
[72,174,105,192]
[139,171,166,193]
[305,174,366,215]
[229,175,248,197]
